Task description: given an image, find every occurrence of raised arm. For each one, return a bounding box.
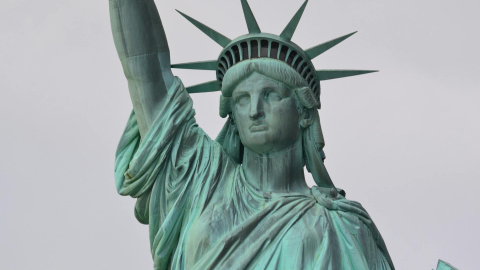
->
[109,0,175,137]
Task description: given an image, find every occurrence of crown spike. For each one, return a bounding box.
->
[316,69,378,81]
[241,0,261,34]
[280,0,309,40]
[306,31,357,60]
[186,80,221,94]
[176,10,232,48]
[172,60,217,70]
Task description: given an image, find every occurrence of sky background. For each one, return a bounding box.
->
[1,0,479,269]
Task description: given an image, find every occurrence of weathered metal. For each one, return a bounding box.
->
[108,0,399,269]
[173,0,377,99]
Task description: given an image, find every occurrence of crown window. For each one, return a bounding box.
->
[292,57,303,70]
[270,42,279,59]
[279,46,288,61]
[260,40,269,57]
[250,40,259,58]
[232,45,241,63]
[286,51,297,65]
[302,67,311,78]
[240,42,249,60]
[225,51,234,67]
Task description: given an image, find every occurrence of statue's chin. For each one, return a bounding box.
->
[243,142,274,155]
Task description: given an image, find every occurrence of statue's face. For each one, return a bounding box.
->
[232,72,303,154]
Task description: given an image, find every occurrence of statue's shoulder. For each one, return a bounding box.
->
[311,186,395,269]
[310,186,362,211]
[310,186,373,229]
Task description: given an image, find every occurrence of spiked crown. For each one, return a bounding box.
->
[172,0,377,108]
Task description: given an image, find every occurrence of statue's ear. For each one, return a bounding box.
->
[300,108,315,128]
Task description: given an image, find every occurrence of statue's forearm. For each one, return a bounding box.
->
[109,0,174,137]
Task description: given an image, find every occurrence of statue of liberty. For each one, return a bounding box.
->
[110,0,395,269]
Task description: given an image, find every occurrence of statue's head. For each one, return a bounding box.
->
[220,59,318,154]
[217,58,334,188]
[173,0,377,188]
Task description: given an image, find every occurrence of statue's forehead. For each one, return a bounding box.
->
[231,72,293,95]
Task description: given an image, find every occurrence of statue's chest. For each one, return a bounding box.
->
[184,184,264,256]
[182,197,325,269]
[184,201,242,267]
[183,184,269,265]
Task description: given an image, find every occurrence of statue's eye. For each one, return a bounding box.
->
[235,95,250,105]
[265,91,282,101]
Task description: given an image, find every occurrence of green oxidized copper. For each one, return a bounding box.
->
[109,0,404,269]
[172,0,377,100]
[435,260,459,270]
[170,0,378,190]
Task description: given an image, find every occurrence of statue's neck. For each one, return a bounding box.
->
[242,139,310,194]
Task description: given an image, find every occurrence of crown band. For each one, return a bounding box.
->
[217,33,318,99]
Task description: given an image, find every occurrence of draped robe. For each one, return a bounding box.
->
[114,77,394,270]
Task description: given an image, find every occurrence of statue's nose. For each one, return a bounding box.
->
[249,96,265,120]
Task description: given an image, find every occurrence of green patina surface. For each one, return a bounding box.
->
[435,260,459,270]
[109,0,452,269]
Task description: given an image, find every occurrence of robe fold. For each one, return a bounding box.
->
[114,77,394,270]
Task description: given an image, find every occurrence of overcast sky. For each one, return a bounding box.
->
[1,0,479,269]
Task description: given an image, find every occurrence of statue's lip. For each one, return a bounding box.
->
[249,121,265,128]
[250,125,268,132]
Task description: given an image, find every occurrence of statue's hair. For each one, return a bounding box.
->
[219,59,319,118]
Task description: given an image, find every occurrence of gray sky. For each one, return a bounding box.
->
[1,0,479,269]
